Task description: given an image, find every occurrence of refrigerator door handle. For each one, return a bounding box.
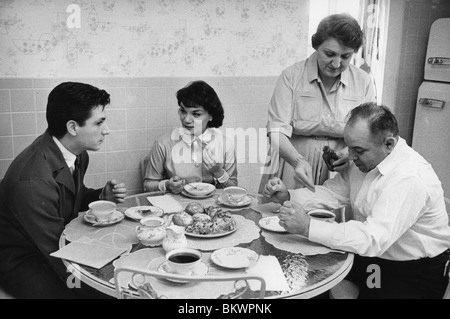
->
[419,98,445,109]
[427,57,450,66]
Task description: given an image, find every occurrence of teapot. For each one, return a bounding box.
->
[136,217,166,247]
[162,225,188,252]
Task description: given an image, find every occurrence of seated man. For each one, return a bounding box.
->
[264,102,450,299]
[0,82,127,299]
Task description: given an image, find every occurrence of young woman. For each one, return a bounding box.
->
[143,80,238,194]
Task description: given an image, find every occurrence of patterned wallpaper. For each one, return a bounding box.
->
[0,0,310,77]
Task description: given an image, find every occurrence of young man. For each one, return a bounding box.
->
[264,102,450,299]
[0,82,126,299]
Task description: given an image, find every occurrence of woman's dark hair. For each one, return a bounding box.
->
[312,13,364,52]
[346,102,399,145]
[176,80,224,128]
[46,82,110,138]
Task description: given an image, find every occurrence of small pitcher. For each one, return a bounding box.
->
[162,225,188,252]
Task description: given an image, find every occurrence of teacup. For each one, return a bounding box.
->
[165,248,202,275]
[307,209,336,223]
[224,186,248,203]
[88,200,116,221]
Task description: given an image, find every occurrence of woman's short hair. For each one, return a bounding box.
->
[176,80,224,128]
[346,102,399,144]
[46,82,110,138]
[311,13,364,52]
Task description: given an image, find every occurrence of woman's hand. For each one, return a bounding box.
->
[203,148,224,179]
[294,158,315,192]
[332,147,349,173]
[167,176,185,194]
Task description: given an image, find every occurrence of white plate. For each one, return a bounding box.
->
[217,194,252,208]
[184,183,216,197]
[211,247,259,269]
[158,260,209,283]
[124,206,164,221]
[84,210,124,227]
[181,189,215,199]
[258,216,288,233]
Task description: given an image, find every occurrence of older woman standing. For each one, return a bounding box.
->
[259,13,376,192]
[144,80,238,194]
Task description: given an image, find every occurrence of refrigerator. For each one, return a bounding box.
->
[412,18,450,213]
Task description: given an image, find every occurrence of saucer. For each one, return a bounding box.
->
[157,260,209,283]
[211,247,259,269]
[258,216,288,233]
[84,210,124,227]
[217,194,252,208]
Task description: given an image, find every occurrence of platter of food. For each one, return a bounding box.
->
[172,203,238,238]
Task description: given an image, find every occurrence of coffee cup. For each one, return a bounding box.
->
[224,186,248,203]
[165,248,202,275]
[307,209,336,223]
[88,200,116,221]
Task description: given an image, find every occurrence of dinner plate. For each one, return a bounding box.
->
[258,216,288,233]
[83,210,124,227]
[124,206,164,221]
[185,223,238,238]
[217,194,252,208]
[181,189,215,199]
[211,247,259,269]
[183,183,216,197]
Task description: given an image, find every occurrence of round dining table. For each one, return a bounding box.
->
[59,190,354,299]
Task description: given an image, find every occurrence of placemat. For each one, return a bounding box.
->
[63,212,139,252]
[261,231,334,256]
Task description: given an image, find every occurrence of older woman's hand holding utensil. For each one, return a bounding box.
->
[278,201,310,237]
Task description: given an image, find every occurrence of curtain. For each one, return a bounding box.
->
[356,0,390,102]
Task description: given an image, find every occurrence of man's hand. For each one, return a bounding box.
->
[278,201,310,237]
[102,180,127,203]
[263,177,290,203]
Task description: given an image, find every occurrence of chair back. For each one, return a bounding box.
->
[114,266,266,299]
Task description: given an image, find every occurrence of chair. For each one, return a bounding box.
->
[114,266,266,299]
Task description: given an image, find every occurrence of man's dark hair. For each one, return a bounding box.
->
[347,102,399,144]
[176,80,224,128]
[312,13,364,52]
[46,82,110,138]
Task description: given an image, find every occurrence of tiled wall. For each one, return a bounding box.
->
[397,0,450,144]
[0,77,276,195]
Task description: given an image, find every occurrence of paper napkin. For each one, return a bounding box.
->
[246,255,290,292]
[146,194,184,213]
[51,241,127,269]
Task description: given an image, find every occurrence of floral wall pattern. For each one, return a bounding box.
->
[0,0,310,77]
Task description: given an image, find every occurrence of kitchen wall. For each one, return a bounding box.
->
[395,0,450,144]
[0,76,276,194]
[0,0,308,195]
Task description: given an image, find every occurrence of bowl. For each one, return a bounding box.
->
[88,200,116,221]
[184,183,215,196]
[223,186,248,203]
